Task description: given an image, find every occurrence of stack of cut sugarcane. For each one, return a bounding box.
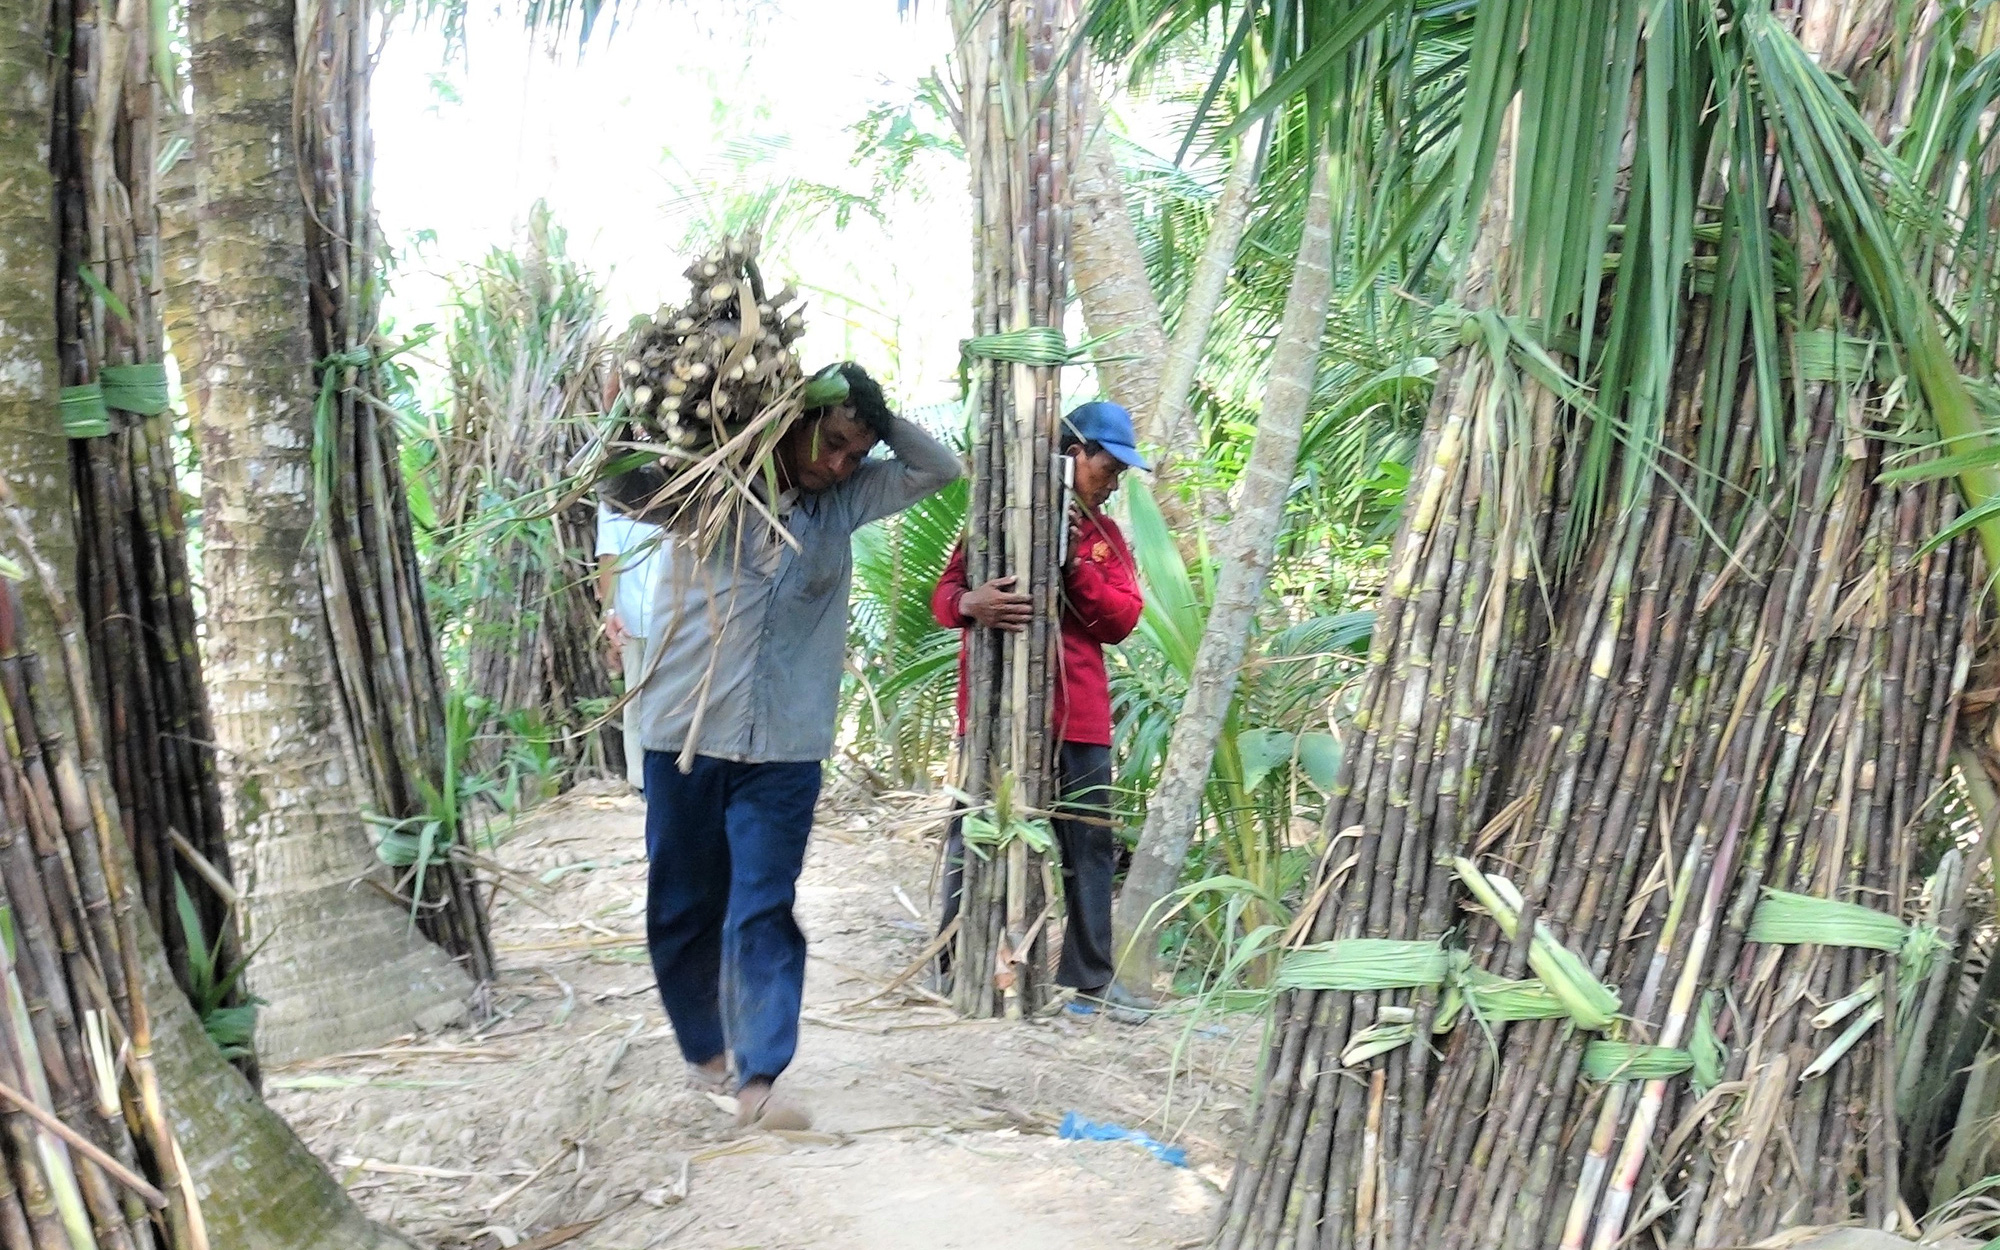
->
[1214,4,1994,1244]
[294,0,495,984]
[946,0,1082,1021]
[48,0,250,1074]
[0,526,202,1248]
[606,233,813,550]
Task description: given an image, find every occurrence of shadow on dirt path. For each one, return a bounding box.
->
[268,781,1259,1249]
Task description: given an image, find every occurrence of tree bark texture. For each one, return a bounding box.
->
[158,117,198,414]
[1112,150,1333,992]
[1152,129,1258,529]
[0,2,76,659]
[1071,106,1166,431]
[189,0,470,1064]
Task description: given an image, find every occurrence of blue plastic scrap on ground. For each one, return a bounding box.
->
[1058,1111,1188,1167]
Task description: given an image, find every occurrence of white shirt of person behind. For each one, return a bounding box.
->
[597,502,667,790]
[596,502,666,641]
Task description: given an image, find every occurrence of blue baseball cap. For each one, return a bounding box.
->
[1063,401,1151,471]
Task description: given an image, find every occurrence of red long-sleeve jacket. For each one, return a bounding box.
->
[930,512,1145,747]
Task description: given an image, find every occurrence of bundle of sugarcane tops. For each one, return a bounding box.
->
[607,233,814,551]
[0,542,201,1248]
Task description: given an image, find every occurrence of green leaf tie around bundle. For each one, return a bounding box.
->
[955,772,1054,860]
[959,811,1054,859]
[958,326,1077,367]
[1453,857,1623,1030]
[59,384,111,439]
[1748,888,1949,1083]
[1275,937,1620,1070]
[100,362,172,415]
[1269,862,1638,1071]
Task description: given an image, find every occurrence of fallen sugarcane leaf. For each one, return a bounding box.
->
[334,1155,490,1181]
[800,1012,887,1036]
[268,1074,478,1091]
[484,1142,571,1215]
[768,1129,846,1147]
[287,1044,520,1068]
[689,1138,778,1164]
[513,1220,602,1250]
[539,856,642,886]
[839,916,960,1011]
[500,934,647,954]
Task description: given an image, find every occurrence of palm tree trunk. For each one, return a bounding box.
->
[1071,108,1166,426]
[187,0,470,1064]
[1152,126,1258,528]
[143,934,418,1249]
[1111,148,1332,993]
[1070,102,1257,537]
[158,120,199,415]
[5,12,415,1240]
[0,4,77,658]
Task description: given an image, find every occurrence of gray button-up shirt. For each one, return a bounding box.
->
[600,416,962,764]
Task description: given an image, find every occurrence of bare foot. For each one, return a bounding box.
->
[734,1079,812,1132]
[687,1056,731,1094]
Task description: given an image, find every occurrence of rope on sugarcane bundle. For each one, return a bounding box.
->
[594,231,821,556]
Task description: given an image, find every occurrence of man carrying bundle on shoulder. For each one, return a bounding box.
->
[599,362,962,1132]
[930,400,1149,1021]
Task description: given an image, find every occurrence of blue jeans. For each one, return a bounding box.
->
[643,751,823,1087]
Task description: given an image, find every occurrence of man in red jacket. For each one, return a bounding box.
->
[931,401,1148,1017]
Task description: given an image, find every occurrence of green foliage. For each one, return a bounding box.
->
[1111,476,1371,976]
[844,408,969,787]
[171,877,264,1060]
[366,686,483,918]
[414,203,620,790]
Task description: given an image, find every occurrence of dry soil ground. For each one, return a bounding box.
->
[266,781,1260,1250]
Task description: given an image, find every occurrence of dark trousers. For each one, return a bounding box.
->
[939,742,1118,992]
[643,751,822,1087]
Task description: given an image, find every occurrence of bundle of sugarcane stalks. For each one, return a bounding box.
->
[1215,5,2000,1243]
[1219,329,1981,1250]
[0,521,203,1247]
[435,214,624,784]
[946,0,1081,1020]
[299,0,493,982]
[603,232,814,556]
[47,0,244,1056]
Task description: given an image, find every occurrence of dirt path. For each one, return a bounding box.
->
[268,782,1258,1249]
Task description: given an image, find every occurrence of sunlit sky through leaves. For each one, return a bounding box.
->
[373,1,980,413]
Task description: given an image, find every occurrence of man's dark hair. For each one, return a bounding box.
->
[1058,428,1103,457]
[805,361,894,439]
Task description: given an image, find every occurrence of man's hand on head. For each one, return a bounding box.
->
[959,576,1033,632]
